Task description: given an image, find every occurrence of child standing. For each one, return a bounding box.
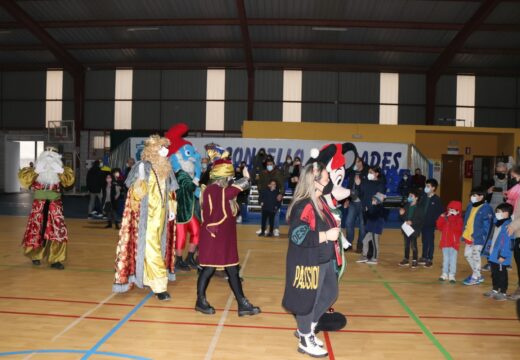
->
[436,201,463,283]
[357,192,385,265]
[398,189,424,268]
[258,180,282,237]
[420,179,444,268]
[102,173,121,229]
[484,203,514,300]
[462,187,494,286]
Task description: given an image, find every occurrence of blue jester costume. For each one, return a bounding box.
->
[165,123,203,271]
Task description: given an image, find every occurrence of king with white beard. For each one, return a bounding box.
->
[18,146,75,269]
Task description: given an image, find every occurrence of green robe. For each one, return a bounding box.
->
[175,170,200,224]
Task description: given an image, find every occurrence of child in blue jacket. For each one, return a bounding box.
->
[483,203,514,300]
[462,187,494,286]
[357,192,386,265]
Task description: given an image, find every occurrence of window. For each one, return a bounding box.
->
[45,70,63,127]
[379,73,399,125]
[283,70,302,122]
[456,75,475,127]
[114,69,133,130]
[93,135,110,150]
[205,69,226,131]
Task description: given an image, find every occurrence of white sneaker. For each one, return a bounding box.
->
[273,229,280,237]
[298,333,328,358]
[255,229,262,235]
[448,274,456,283]
[439,273,448,281]
[236,216,242,224]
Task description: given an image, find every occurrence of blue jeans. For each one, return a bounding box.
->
[442,248,457,276]
[346,201,365,250]
[273,208,280,229]
[421,227,435,261]
[239,203,249,222]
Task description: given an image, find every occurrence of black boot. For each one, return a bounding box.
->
[224,265,261,316]
[115,222,121,230]
[50,262,65,270]
[237,297,261,317]
[104,222,112,228]
[156,292,171,301]
[195,296,216,315]
[196,266,216,314]
[175,255,191,271]
[186,251,201,270]
[32,260,41,266]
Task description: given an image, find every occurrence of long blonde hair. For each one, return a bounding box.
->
[286,162,325,221]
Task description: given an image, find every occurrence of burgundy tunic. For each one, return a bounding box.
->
[199,183,242,267]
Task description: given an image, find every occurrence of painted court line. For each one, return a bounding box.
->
[52,292,117,341]
[2,309,519,337]
[1,295,519,321]
[80,291,154,360]
[204,249,252,360]
[323,332,335,360]
[0,349,151,360]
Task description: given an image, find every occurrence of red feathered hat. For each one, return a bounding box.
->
[165,123,191,157]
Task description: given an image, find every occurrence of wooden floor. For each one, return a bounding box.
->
[0,216,519,360]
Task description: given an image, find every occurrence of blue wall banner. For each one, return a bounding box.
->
[129,137,409,171]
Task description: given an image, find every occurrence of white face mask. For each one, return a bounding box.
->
[158,146,169,158]
[367,173,375,181]
[448,209,458,216]
[470,195,479,204]
[424,186,432,194]
[495,212,504,221]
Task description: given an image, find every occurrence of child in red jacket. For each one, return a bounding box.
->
[436,201,463,283]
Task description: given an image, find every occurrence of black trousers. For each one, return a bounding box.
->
[491,262,508,293]
[514,238,520,287]
[421,226,435,261]
[261,210,275,234]
[404,234,418,261]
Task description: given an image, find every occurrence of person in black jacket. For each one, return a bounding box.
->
[283,162,340,358]
[235,161,250,223]
[101,173,121,229]
[258,180,282,236]
[419,179,444,268]
[344,157,369,252]
[87,160,104,218]
[398,189,425,268]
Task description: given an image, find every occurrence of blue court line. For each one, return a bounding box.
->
[0,349,151,359]
[81,291,154,360]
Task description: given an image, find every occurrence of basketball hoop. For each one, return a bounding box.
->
[48,120,75,144]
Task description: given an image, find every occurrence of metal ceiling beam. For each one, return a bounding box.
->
[426,0,502,125]
[0,0,82,74]
[236,0,255,120]
[0,0,85,143]
[0,18,518,32]
[1,41,518,55]
[0,61,518,76]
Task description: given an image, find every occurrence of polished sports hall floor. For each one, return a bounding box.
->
[0,215,518,360]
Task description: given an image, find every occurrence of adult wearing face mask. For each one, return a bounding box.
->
[344,157,369,253]
[488,162,508,210]
[253,148,267,184]
[506,166,520,300]
[283,155,294,180]
[199,158,210,185]
[398,172,412,199]
[258,159,285,236]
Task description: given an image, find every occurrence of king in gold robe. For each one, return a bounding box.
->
[113,135,178,301]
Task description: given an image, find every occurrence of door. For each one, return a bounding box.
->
[5,141,20,192]
[441,154,463,205]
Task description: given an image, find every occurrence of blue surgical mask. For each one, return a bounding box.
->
[267,165,274,172]
[424,186,431,194]
[407,196,415,203]
[202,163,208,170]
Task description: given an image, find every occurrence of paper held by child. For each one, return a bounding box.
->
[401,222,415,237]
